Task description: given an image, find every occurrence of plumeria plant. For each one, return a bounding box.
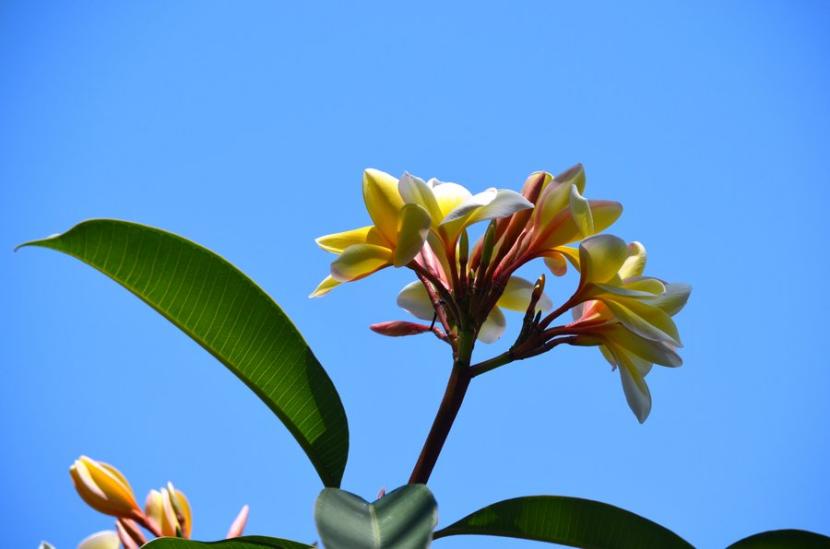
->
[24,166,827,549]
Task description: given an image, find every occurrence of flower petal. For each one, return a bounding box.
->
[609,345,653,423]
[432,180,472,218]
[393,203,432,267]
[330,244,392,282]
[544,253,567,276]
[78,531,120,549]
[362,168,404,245]
[397,280,436,321]
[537,199,623,249]
[398,173,443,225]
[650,282,692,316]
[555,163,587,194]
[315,226,379,254]
[497,276,553,312]
[604,298,682,346]
[602,324,682,367]
[309,275,342,298]
[442,188,532,226]
[569,184,594,238]
[618,241,647,279]
[579,234,630,284]
[478,306,506,343]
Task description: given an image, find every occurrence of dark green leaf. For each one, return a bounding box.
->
[433,495,691,548]
[19,219,348,487]
[144,536,314,549]
[728,529,830,548]
[315,485,437,549]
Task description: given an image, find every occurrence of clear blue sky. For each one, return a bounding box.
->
[2,2,828,548]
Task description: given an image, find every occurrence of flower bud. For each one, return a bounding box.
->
[69,456,141,519]
[370,320,432,337]
[145,484,192,538]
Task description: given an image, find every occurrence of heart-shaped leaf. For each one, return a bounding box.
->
[727,529,830,548]
[433,495,691,548]
[144,536,314,549]
[315,485,438,549]
[19,219,349,487]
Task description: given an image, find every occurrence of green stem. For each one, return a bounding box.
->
[469,351,515,378]
[409,330,475,484]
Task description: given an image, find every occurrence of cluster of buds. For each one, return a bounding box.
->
[68,456,249,548]
[313,165,690,422]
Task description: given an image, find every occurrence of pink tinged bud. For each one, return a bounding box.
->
[69,456,142,519]
[370,321,433,337]
[115,520,142,549]
[377,488,387,499]
[226,505,250,539]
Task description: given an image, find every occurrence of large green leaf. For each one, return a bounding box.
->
[315,485,438,549]
[432,496,692,548]
[727,529,830,548]
[144,536,313,549]
[19,219,348,487]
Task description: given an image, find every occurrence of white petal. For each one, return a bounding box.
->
[478,306,507,343]
[611,346,653,423]
[78,531,120,549]
[398,172,443,224]
[396,281,436,321]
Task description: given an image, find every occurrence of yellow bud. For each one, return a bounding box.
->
[145,485,192,538]
[69,456,141,519]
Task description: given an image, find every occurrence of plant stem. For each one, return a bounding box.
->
[408,330,474,484]
[469,350,515,377]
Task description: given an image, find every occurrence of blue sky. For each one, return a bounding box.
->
[2,1,828,548]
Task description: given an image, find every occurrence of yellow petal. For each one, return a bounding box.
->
[309,275,342,298]
[534,181,572,228]
[315,226,379,254]
[604,298,682,346]
[607,344,653,423]
[397,281,436,321]
[579,235,630,284]
[398,173,443,225]
[330,244,393,282]
[173,488,192,538]
[432,180,472,218]
[478,306,506,343]
[569,184,594,237]
[555,163,586,194]
[537,200,623,249]
[543,253,567,276]
[618,241,647,279]
[393,203,432,267]
[78,531,120,549]
[362,168,404,245]
[159,488,179,537]
[145,489,164,529]
[497,276,552,312]
[601,324,682,367]
[623,276,665,295]
[650,282,692,316]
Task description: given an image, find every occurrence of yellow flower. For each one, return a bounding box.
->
[69,456,142,519]
[524,165,623,276]
[397,275,552,343]
[312,169,532,296]
[565,235,691,422]
[145,482,193,538]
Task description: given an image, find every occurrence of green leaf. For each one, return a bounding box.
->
[315,485,437,549]
[19,219,348,487]
[728,529,830,548]
[433,495,692,548]
[143,536,314,549]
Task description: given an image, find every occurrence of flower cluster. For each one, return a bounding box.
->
[69,456,249,548]
[313,166,690,422]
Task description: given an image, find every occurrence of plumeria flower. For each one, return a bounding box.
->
[563,235,691,422]
[311,168,532,297]
[145,483,193,538]
[397,276,552,343]
[69,456,143,520]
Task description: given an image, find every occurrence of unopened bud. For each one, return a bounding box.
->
[521,171,551,203]
[370,321,432,337]
[145,485,192,538]
[69,456,142,519]
[479,221,497,273]
[458,230,469,267]
[226,504,250,539]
